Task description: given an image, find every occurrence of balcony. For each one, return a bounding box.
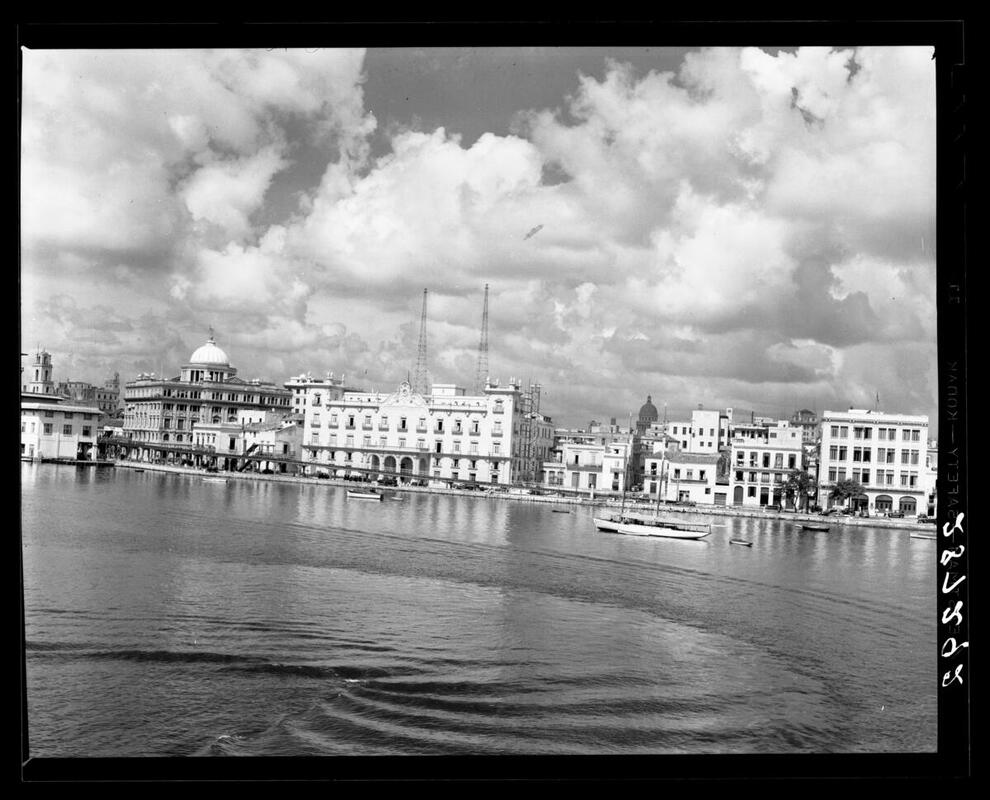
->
[415,425,428,433]
[468,429,480,436]
[492,430,503,438]
[345,424,356,430]
[378,424,389,431]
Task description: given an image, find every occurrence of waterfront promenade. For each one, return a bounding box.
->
[109,460,933,532]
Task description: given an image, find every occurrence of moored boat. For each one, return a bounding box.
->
[910,530,937,540]
[729,538,753,547]
[347,489,383,501]
[801,524,830,532]
[615,517,711,540]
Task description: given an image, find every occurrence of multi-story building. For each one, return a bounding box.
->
[728,421,804,507]
[21,400,103,460]
[56,377,120,416]
[642,451,723,504]
[118,334,292,465]
[543,432,637,495]
[300,378,537,485]
[790,408,820,445]
[284,371,348,416]
[664,407,732,454]
[816,409,931,515]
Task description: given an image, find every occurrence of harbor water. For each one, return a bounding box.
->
[21,463,937,757]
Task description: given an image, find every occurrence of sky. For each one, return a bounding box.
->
[19,45,938,431]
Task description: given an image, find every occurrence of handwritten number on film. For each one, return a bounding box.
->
[940,513,967,687]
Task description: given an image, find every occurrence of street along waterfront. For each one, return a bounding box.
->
[22,462,936,757]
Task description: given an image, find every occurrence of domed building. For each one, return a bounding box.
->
[118,331,293,469]
[636,395,659,433]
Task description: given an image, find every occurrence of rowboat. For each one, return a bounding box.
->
[729,539,753,547]
[615,517,711,540]
[203,477,228,484]
[801,524,830,532]
[347,489,383,501]
[551,508,571,514]
[910,530,937,540]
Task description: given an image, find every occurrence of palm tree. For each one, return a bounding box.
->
[784,469,817,512]
[828,478,865,510]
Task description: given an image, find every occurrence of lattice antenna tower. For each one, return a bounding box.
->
[474,284,490,394]
[412,289,429,395]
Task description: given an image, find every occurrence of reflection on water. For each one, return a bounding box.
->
[21,463,937,757]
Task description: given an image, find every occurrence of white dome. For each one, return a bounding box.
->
[189,337,230,366]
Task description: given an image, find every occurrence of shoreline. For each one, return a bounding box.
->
[55,460,937,533]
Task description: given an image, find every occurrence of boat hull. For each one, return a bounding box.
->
[347,491,383,501]
[615,521,710,540]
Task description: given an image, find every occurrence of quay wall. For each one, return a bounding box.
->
[106,461,935,533]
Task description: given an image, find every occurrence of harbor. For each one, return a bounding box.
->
[22,460,937,757]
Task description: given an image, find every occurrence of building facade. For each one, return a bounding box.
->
[118,334,292,465]
[728,422,804,507]
[21,401,103,460]
[543,433,637,495]
[300,379,534,486]
[815,409,931,515]
[642,451,723,504]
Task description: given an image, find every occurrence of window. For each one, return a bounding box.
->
[735,471,744,482]
[453,442,460,453]
[229,437,237,450]
[862,470,870,485]
[699,470,706,480]
[863,428,872,440]
[828,468,837,482]
[862,449,871,463]
[64,412,74,419]
[912,430,921,442]
[82,426,91,437]
[878,428,887,440]
[901,451,909,465]
[749,472,757,483]
[838,447,847,461]
[43,423,52,435]
[853,448,862,463]
[63,424,72,435]
[748,486,757,497]
[44,410,54,418]
[313,394,321,406]
[493,442,501,455]
[20,422,25,433]
[762,453,770,468]
[830,425,839,437]
[363,435,371,447]
[380,437,387,448]
[911,450,919,465]
[398,438,406,449]
[840,426,848,438]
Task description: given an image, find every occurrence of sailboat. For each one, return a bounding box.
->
[598,458,711,540]
[592,439,637,532]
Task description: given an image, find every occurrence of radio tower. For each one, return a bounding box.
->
[474,284,490,394]
[412,289,429,395]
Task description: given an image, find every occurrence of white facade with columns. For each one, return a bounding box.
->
[301,379,528,485]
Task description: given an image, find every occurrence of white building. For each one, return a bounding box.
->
[21,401,103,461]
[664,407,732,453]
[300,378,536,485]
[728,421,804,507]
[284,371,348,416]
[543,433,637,495]
[816,409,931,515]
[643,451,722,504]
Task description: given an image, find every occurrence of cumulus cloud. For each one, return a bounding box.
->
[20,45,937,429]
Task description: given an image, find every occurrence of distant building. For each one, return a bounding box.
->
[728,421,804,507]
[643,451,722,505]
[300,378,544,486]
[816,409,931,515]
[636,396,659,434]
[790,408,820,445]
[21,400,103,460]
[544,432,638,495]
[23,349,57,397]
[117,333,292,466]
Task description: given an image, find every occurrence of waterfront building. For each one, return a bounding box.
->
[116,334,291,465]
[543,431,639,495]
[728,421,804,507]
[816,409,931,515]
[21,400,103,460]
[300,378,539,485]
[643,451,723,505]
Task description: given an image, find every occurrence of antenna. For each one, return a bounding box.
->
[412,289,429,395]
[474,283,490,394]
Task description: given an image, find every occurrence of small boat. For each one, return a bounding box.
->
[729,539,753,547]
[801,524,830,532]
[615,517,711,540]
[134,468,145,473]
[910,530,937,540]
[347,489,383,501]
[551,508,571,514]
[203,477,228,484]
